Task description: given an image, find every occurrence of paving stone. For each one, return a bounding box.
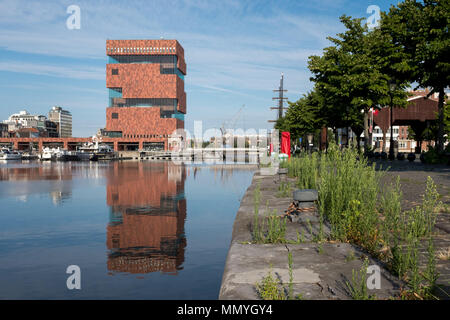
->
[220,243,402,300]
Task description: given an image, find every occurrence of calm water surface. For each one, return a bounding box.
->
[0,161,254,299]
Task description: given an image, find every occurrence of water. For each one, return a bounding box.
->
[0,161,255,299]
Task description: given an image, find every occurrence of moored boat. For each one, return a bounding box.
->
[39,147,56,161]
[0,148,22,160]
[55,150,80,161]
[40,147,80,161]
[76,141,115,161]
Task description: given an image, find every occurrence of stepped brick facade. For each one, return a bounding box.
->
[0,40,187,152]
[105,39,187,151]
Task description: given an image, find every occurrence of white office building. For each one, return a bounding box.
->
[48,106,72,138]
[3,110,46,131]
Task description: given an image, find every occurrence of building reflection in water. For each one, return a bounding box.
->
[0,162,74,205]
[106,162,187,275]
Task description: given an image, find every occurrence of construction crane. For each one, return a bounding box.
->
[220,104,245,145]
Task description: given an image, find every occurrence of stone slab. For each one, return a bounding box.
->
[220,243,403,300]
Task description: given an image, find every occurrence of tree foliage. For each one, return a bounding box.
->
[282,1,448,152]
[307,15,411,148]
[275,90,323,141]
[382,0,450,151]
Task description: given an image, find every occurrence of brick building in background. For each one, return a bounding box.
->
[104,40,187,151]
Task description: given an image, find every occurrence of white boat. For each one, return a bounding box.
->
[0,148,22,160]
[55,149,79,161]
[40,147,79,161]
[77,141,115,161]
[40,147,56,161]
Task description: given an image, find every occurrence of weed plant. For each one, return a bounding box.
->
[256,266,286,300]
[276,181,292,198]
[283,143,441,299]
[288,252,294,300]
[346,258,375,300]
[256,253,299,300]
[252,208,288,244]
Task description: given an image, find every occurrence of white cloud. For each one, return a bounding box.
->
[0,61,104,80]
[0,0,354,134]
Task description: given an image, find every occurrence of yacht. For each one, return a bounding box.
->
[40,147,79,161]
[55,149,79,161]
[40,147,57,161]
[0,148,22,160]
[77,141,115,161]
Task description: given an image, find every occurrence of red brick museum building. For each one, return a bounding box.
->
[0,39,187,152]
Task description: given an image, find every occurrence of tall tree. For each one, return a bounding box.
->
[275,90,323,141]
[309,15,409,150]
[308,42,353,143]
[383,0,450,152]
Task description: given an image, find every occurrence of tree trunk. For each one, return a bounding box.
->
[320,127,327,151]
[417,140,423,154]
[382,130,387,153]
[363,109,370,150]
[437,87,445,153]
[410,122,426,154]
[351,126,363,151]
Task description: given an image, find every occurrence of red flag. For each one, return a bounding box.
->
[281,132,291,158]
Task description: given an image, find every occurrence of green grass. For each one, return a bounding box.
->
[281,151,319,189]
[346,251,356,262]
[251,184,308,245]
[256,266,286,300]
[288,252,294,300]
[384,177,440,299]
[256,252,301,300]
[284,143,441,299]
[252,207,288,244]
[296,230,304,244]
[346,258,376,300]
[276,181,292,198]
[317,243,324,254]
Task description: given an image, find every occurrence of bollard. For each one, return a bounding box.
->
[278,167,288,182]
[286,189,319,223]
[407,153,416,162]
[293,189,318,202]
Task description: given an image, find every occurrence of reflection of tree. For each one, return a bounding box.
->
[106,162,187,275]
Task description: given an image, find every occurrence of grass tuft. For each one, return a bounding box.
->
[284,143,441,299]
[346,258,375,300]
[256,266,286,300]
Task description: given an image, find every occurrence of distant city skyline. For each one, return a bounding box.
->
[0,0,399,137]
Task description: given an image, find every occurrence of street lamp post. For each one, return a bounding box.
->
[388,80,396,160]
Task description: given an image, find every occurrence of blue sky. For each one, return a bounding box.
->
[0,0,399,137]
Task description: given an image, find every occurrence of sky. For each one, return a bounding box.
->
[0,0,400,137]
